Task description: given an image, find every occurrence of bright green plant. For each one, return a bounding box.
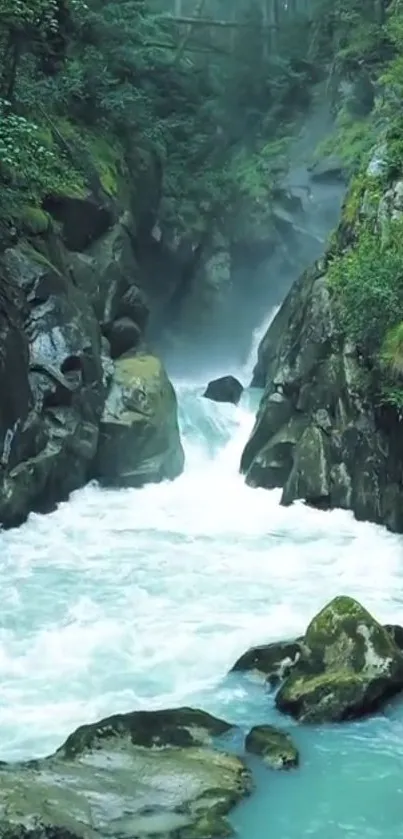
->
[328,220,403,356]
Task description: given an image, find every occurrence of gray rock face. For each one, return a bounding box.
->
[241,259,403,530]
[0,245,106,526]
[95,353,184,487]
[0,707,251,839]
[204,376,243,405]
[0,217,183,526]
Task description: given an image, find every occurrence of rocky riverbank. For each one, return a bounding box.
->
[0,597,402,838]
[241,142,403,532]
[0,196,185,527]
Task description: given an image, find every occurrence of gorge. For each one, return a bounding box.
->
[2,0,403,837]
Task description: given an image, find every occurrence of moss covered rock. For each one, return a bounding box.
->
[276,596,403,722]
[95,352,184,487]
[245,725,299,770]
[0,708,251,839]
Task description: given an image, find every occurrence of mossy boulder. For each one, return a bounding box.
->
[276,596,403,723]
[245,725,299,770]
[0,708,251,839]
[231,640,302,686]
[95,352,184,487]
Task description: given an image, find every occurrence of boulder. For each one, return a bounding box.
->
[245,725,299,770]
[204,376,243,405]
[0,707,251,839]
[43,192,114,252]
[276,596,403,723]
[231,640,302,686]
[103,316,142,359]
[95,352,185,487]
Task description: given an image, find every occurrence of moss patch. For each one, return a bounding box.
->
[19,205,51,235]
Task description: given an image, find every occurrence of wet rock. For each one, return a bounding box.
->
[95,352,184,487]
[245,725,299,770]
[385,624,403,652]
[0,245,105,526]
[276,596,403,723]
[231,640,302,686]
[103,316,142,359]
[204,376,243,405]
[0,707,251,839]
[240,253,403,529]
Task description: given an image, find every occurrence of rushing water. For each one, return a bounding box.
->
[1,325,403,836]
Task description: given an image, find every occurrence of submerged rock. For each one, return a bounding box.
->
[276,596,403,723]
[245,725,299,770]
[95,352,184,487]
[231,640,302,686]
[0,707,251,839]
[204,376,243,405]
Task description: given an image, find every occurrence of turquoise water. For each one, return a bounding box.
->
[1,382,403,835]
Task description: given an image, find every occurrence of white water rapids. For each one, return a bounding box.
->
[0,311,402,773]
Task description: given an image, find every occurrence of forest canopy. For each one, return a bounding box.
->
[0,0,398,247]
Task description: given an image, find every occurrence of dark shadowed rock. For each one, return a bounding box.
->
[0,707,251,839]
[276,597,403,723]
[245,725,299,770]
[117,284,150,331]
[385,624,403,652]
[204,376,243,405]
[103,316,142,359]
[43,192,114,251]
[231,640,302,686]
[95,352,184,487]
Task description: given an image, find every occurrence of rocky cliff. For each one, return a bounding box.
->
[0,169,185,528]
[241,147,403,533]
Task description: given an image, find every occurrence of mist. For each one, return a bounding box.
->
[155,103,346,383]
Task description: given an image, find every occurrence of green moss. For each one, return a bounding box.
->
[19,205,51,235]
[380,321,403,375]
[54,119,127,200]
[315,113,375,174]
[245,725,299,770]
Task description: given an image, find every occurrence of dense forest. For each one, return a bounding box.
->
[0,0,388,247]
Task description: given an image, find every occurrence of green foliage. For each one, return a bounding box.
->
[328,219,403,356]
[380,321,403,375]
[0,99,83,225]
[316,112,376,174]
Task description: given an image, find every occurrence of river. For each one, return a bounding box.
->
[0,314,403,837]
